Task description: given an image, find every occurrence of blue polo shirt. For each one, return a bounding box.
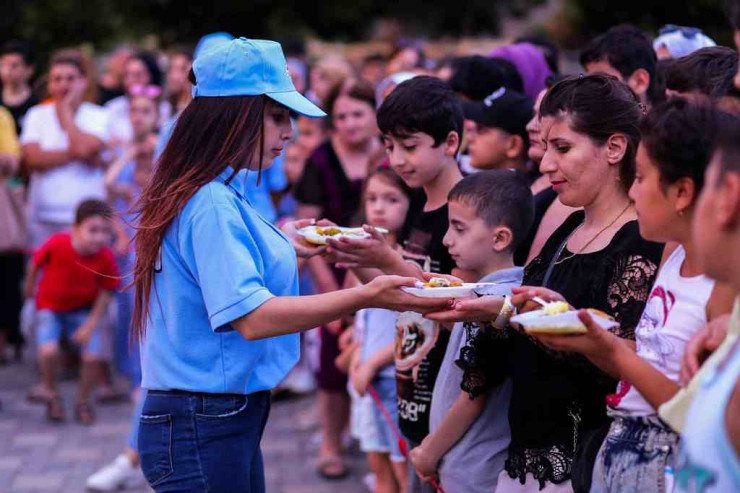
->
[140,166,300,394]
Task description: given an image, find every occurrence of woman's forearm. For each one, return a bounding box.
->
[22,144,70,171]
[233,287,368,341]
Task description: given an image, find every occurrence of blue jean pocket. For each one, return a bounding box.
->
[139,413,173,486]
[195,395,249,420]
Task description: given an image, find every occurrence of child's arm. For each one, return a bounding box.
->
[23,259,40,299]
[536,284,735,410]
[72,290,113,346]
[103,145,136,191]
[352,341,395,396]
[410,391,487,478]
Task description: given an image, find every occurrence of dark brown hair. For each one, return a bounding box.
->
[540,73,642,190]
[325,78,376,125]
[131,69,266,340]
[75,199,113,224]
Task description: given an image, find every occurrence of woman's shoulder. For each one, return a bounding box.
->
[610,219,664,264]
[306,140,339,170]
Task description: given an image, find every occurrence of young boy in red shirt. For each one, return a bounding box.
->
[24,199,119,424]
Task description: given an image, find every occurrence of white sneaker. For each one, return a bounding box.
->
[86,454,145,491]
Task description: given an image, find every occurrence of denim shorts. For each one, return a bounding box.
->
[35,308,103,357]
[138,390,271,492]
[353,377,404,462]
[591,411,679,493]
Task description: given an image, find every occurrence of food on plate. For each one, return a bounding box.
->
[541,301,570,315]
[315,226,343,236]
[586,308,615,321]
[424,277,463,288]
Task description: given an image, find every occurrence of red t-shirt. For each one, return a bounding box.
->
[34,233,120,312]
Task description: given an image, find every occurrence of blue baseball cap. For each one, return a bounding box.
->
[192,37,325,118]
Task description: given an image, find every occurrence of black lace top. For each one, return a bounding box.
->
[505,211,663,488]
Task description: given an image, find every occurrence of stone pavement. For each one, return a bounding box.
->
[0,358,369,493]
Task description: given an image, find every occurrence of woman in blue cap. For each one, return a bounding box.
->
[130,38,445,492]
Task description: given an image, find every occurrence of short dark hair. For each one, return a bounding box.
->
[448,170,534,251]
[540,73,642,191]
[664,47,739,98]
[713,110,740,179]
[448,55,524,100]
[579,24,659,104]
[640,98,734,198]
[377,76,463,149]
[75,199,113,225]
[49,49,86,77]
[1,40,35,66]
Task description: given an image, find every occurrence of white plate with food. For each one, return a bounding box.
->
[401,277,499,298]
[298,225,389,246]
[510,301,619,334]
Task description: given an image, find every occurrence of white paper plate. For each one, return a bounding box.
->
[297,226,388,246]
[510,309,620,335]
[401,283,499,299]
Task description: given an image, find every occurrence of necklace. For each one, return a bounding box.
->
[554,203,632,265]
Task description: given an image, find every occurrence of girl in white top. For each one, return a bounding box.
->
[532,99,735,492]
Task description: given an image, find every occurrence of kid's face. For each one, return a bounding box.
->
[467,123,514,170]
[130,96,159,137]
[251,100,292,170]
[74,216,112,255]
[0,53,33,86]
[283,145,306,185]
[629,144,683,242]
[124,58,151,96]
[296,117,325,153]
[364,175,410,233]
[166,54,191,95]
[540,116,612,208]
[383,131,456,189]
[693,158,738,282]
[48,63,84,100]
[443,199,506,274]
[332,95,377,147]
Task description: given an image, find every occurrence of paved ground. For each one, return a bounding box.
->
[0,357,369,492]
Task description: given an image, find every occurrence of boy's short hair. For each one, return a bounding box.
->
[448,170,534,251]
[75,199,113,225]
[664,47,739,98]
[579,24,659,103]
[1,40,35,66]
[713,110,740,179]
[377,76,463,150]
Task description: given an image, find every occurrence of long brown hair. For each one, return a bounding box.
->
[131,71,266,341]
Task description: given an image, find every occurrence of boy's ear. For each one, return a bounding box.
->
[444,130,461,157]
[506,135,526,160]
[718,172,740,231]
[627,68,651,101]
[491,225,514,252]
[605,133,628,165]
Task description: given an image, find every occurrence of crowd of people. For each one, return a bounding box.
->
[1,4,740,492]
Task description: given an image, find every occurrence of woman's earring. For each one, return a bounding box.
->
[678,209,685,217]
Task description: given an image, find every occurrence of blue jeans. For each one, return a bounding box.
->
[139,390,271,492]
[591,412,678,493]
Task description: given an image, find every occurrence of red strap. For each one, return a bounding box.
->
[367,384,445,493]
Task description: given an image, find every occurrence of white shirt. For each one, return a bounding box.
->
[21,102,109,224]
[611,246,715,415]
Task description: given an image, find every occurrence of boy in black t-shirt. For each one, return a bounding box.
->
[0,41,39,135]
[324,76,464,493]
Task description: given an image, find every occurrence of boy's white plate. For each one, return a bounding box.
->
[510,309,619,335]
[401,283,499,299]
[298,225,388,246]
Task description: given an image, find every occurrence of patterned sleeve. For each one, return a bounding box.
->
[456,322,509,399]
[605,253,659,340]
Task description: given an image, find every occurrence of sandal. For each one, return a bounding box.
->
[317,455,348,480]
[75,402,95,426]
[46,397,66,423]
[27,385,54,404]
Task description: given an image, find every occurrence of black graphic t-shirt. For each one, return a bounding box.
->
[395,192,453,442]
